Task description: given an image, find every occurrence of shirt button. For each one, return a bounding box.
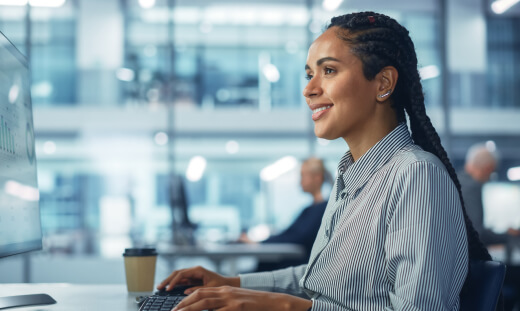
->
[325,228,330,237]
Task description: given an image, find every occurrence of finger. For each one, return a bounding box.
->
[168,267,207,290]
[159,268,197,290]
[174,298,223,311]
[167,270,197,290]
[158,271,180,289]
[184,286,203,295]
[174,287,221,309]
[167,277,202,291]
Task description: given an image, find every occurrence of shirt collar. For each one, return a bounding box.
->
[336,123,414,199]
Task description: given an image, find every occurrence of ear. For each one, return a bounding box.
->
[376,66,398,102]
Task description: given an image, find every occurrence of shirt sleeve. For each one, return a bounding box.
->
[384,161,469,311]
[239,264,309,298]
[309,299,354,311]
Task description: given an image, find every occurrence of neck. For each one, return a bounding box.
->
[345,119,399,162]
[312,191,323,203]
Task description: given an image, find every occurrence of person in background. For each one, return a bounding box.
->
[459,143,520,245]
[459,143,520,310]
[239,157,330,272]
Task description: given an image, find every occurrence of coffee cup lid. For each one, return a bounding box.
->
[123,248,157,257]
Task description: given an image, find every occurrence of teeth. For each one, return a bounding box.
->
[312,105,332,114]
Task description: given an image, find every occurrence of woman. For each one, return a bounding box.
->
[159,12,491,311]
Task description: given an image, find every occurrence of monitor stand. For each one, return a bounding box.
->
[0,294,56,310]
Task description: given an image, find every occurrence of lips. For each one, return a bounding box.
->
[310,104,333,121]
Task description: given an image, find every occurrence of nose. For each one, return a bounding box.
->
[303,77,322,98]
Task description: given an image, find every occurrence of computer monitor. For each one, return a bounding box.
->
[169,174,196,245]
[482,182,520,233]
[0,31,56,308]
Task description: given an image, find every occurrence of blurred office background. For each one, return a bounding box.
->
[1,0,520,282]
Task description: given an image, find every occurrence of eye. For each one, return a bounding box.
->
[305,73,313,81]
[324,67,336,75]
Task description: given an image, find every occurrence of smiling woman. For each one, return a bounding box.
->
[303,29,399,157]
[156,11,492,311]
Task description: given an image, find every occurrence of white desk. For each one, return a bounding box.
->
[0,283,139,311]
[157,243,306,275]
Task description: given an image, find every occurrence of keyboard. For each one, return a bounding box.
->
[138,286,192,311]
[138,294,184,311]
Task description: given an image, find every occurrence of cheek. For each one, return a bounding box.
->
[325,80,346,100]
[326,81,361,113]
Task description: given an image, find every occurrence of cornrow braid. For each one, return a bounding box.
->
[327,10,493,296]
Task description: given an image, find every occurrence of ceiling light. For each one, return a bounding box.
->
[30,0,65,7]
[43,141,56,154]
[225,140,239,154]
[116,68,135,82]
[419,65,440,80]
[138,0,155,9]
[154,132,168,145]
[186,156,207,182]
[322,0,343,11]
[491,0,520,14]
[262,64,280,83]
[260,156,298,181]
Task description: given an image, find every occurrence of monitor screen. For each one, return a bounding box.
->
[0,31,42,258]
[482,182,520,233]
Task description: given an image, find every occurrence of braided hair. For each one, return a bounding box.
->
[326,10,491,290]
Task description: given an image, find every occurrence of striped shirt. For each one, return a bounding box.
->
[240,123,468,310]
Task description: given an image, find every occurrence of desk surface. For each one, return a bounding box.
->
[0,245,306,310]
[0,284,139,311]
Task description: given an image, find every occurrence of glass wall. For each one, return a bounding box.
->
[0,3,77,105]
[122,1,310,109]
[487,17,520,108]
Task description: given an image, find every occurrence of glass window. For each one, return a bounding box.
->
[487,17,520,108]
[0,4,77,106]
[122,2,309,109]
[31,15,77,105]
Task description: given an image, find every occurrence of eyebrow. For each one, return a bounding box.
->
[305,57,341,70]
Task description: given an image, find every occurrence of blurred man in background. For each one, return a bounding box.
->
[240,157,329,272]
[459,143,520,245]
[459,143,520,310]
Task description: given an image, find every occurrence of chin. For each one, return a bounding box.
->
[314,128,337,141]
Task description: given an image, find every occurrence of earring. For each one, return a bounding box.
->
[377,90,392,99]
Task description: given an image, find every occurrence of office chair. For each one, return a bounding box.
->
[460,260,506,311]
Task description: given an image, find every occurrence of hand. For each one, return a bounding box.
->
[157,266,239,294]
[172,286,312,311]
[237,233,256,244]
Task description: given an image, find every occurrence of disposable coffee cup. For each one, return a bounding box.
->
[123,248,158,295]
